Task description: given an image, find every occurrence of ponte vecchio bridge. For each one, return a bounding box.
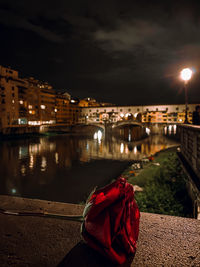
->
[79,103,199,134]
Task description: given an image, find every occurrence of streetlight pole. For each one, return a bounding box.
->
[184,81,188,124]
[180,68,193,124]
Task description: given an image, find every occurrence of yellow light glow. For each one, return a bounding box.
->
[93,130,102,143]
[125,113,131,118]
[120,143,124,153]
[41,156,47,172]
[29,155,34,169]
[11,188,16,194]
[55,152,59,164]
[180,68,192,81]
[145,127,150,135]
[28,121,41,125]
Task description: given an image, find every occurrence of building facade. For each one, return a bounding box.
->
[0,66,21,128]
[0,65,80,131]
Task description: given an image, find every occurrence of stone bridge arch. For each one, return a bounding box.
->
[71,123,105,134]
[111,121,147,141]
[111,121,143,129]
[85,123,105,131]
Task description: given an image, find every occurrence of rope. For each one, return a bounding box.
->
[0,208,83,222]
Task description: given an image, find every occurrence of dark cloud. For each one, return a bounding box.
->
[0,2,69,43]
[0,0,200,105]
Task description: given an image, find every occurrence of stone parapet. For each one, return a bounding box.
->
[179,124,200,180]
[0,195,199,267]
[178,124,200,219]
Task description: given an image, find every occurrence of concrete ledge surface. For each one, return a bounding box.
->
[0,195,199,267]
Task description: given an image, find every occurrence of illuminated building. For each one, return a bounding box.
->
[78,97,115,107]
[38,82,56,124]
[79,98,100,107]
[0,66,20,128]
[21,77,41,125]
[0,65,83,131]
[70,98,81,125]
[55,93,71,124]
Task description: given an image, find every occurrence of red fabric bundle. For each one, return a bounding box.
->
[81,177,140,265]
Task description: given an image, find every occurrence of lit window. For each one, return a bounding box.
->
[41,105,46,109]
[18,118,27,125]
[19,100,23,104]
[12,100,15,104]
[28,105,32,109]
[54,109,57,112]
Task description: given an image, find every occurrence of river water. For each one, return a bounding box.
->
[0,133,179,204]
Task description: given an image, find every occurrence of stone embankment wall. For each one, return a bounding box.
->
[0,195,199,267]
[178,124,200,219]
[1,126,40,135]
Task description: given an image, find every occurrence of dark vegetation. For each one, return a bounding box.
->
[126,148,193,217]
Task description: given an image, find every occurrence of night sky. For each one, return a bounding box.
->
[0,0,200,105]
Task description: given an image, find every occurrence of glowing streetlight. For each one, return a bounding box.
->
[180,68,192,82]
[180,68,193,123]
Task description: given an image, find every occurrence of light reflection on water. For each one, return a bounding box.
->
[0,134,179,203]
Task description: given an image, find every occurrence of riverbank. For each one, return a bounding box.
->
[0,195,199,267]
[122,147,193,218]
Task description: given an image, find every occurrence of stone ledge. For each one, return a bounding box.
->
[0,195,199,267]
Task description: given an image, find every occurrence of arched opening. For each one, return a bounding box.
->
[125,113,133,120]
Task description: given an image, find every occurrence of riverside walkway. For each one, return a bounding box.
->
[0,195,199,267]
